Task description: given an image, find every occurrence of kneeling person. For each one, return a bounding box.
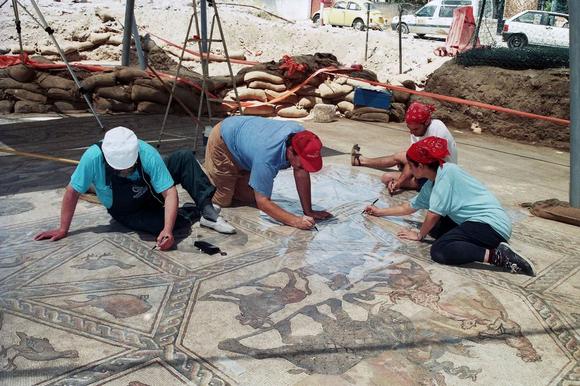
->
[35,126,235,250]
[205,116,332,230]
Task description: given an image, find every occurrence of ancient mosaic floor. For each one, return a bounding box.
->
[1,165,579,386]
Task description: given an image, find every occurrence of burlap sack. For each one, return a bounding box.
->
[317,82,353,99]
[248,81,286,92]
[389,102,406,123]
[131,85,169,104]
[89,33,111,46]
[521,199,580,227]
[133,78,166,91]
[116,68,149,83]
[81,73,117,91]
[5,89,47,103]
[297,96,317,109]
[0,78,44,93]
[337,101,354,113]
[96,85,132,103]
[344,91,354,103]
[53,101,87,113]
[0,100,14,114]
[225,87,267,102]
[10,46,35,54]
[29,56,54,64]
[95,8,115,22]
[242,104,275,116]
[7,65,36,83]
[346,110,390,122]
[107,35,124,46]
[39,46,59,56]
[14,101,51,113]
[37,73,76,90]
[277,105,309,118]
[311,104,337,123]
[264,90,299,104]
[94,96,135,113]
[296,85,320,97]
[47,88,78,101]
[137,101,166,114]
[243,71,284,85]
[346,78,370,88]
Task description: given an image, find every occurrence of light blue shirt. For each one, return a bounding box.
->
[70,140,174,209]
[410,163,512,240]
[220,116,304,197]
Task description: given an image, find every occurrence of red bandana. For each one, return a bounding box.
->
[407,136,450,165]
[405,101,436,125]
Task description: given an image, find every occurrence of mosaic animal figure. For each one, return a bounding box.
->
[71,253,135,271]
[64,294,152,319]
[201,268,311,329]
[12,332,78,361]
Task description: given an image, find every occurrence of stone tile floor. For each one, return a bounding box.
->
[1,163,579,386]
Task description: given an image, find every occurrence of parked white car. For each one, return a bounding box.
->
[502,10,569,49]
[391,0,473,37]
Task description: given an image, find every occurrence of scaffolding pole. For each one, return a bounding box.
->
[570,0,579,207]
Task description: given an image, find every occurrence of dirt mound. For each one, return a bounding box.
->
[415,61,570,149]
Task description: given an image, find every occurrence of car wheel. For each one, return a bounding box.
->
[396,23,409,34]
[352,18,365,31]
[507,34,528,49]
[312,14,320,24]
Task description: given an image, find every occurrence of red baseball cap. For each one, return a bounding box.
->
[291,131,323,172]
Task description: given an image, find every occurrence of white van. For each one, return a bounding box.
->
[391,0,477,37]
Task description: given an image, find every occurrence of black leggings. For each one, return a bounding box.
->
[429,217,506,266]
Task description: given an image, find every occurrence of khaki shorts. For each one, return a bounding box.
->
[204,123,255,207]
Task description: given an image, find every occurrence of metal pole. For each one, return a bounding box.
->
[364,3,370,61]
[570,0,579,207]
[200,0,209,54]
[122,0,135,66]
[131,17,146,70]
[11,0,24,62]
[398,5,403,74]
[28,0,105,130]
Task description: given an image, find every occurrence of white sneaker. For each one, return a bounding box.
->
[200,216,236,234]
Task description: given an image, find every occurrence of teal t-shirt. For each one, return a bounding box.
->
[220,116,304,197]
[70,140,174,209]
[410,163,512,240]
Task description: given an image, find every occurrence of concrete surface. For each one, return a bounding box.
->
[0,115,578,385]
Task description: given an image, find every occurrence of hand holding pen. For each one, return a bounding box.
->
[362,198,379,215]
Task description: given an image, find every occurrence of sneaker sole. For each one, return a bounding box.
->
[500,242,536,277]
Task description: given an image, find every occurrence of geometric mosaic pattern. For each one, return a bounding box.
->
[0,165,578,385]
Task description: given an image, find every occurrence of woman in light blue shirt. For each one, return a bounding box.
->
[364,136,535,276]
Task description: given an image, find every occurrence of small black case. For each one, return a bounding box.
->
[194,240,226,255]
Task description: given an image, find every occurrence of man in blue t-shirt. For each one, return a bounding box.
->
[204,116,332,230]
[35,126,235,250]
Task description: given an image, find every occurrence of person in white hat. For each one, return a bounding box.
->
[34,126,235,250]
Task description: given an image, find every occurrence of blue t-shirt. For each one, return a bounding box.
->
[220,116,304,197]
[410,163,512,240]
[70,140,174,209]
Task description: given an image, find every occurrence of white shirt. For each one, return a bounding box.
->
[410,119,458,164]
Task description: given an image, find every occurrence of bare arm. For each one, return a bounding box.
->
[34,185,80,241]
[255,191,315,230]
[364,202,417,217]
[156,186,178,250]
[398,210,441,241]
[294,167,331,219]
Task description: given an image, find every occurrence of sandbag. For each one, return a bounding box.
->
[351,106,389,114]
[53,101,87,113]
[0,47,10,55]
[347,110,390,123]
[0,100,14,114]
[47,88,78,101]
[248,81,286,92]
[131,85,169,104]
[14,101,51,113]
[96,85,132,103]
[37,73,76,90]
[344,91,354,103]
[242,104,275,116]
[29,56,54,64]
[116,67,149,83]
[133,78,166,91]
[346,78,371,88]
[297,96,316,109]
[72,41,95,52]
[89,33,111,46]
[311,104,337,123]
[296,85,320,97]
[243,71,284,85]
[277,105,309,118]
[107,35,124,46]
[5,89,48,103]
[94,96,112,112]
[392,89,411,104]
[225,87,267,102]
[264,90,298,104]
[7,65,36,83]
[389,102,406,123]
[95,96,135,113]
[10,46,35,55]
[95,8,115,22]
[0,78,44,93]
[137,101,166,114]
[317,82,353,99]
[521,199,580,227]
[337,101,354,113]
[39,46,59,56]
[81,73,117,91]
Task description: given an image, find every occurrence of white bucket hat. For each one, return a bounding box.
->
[102,126,139,170]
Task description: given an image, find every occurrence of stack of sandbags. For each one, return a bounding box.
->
[0,64,53,113]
